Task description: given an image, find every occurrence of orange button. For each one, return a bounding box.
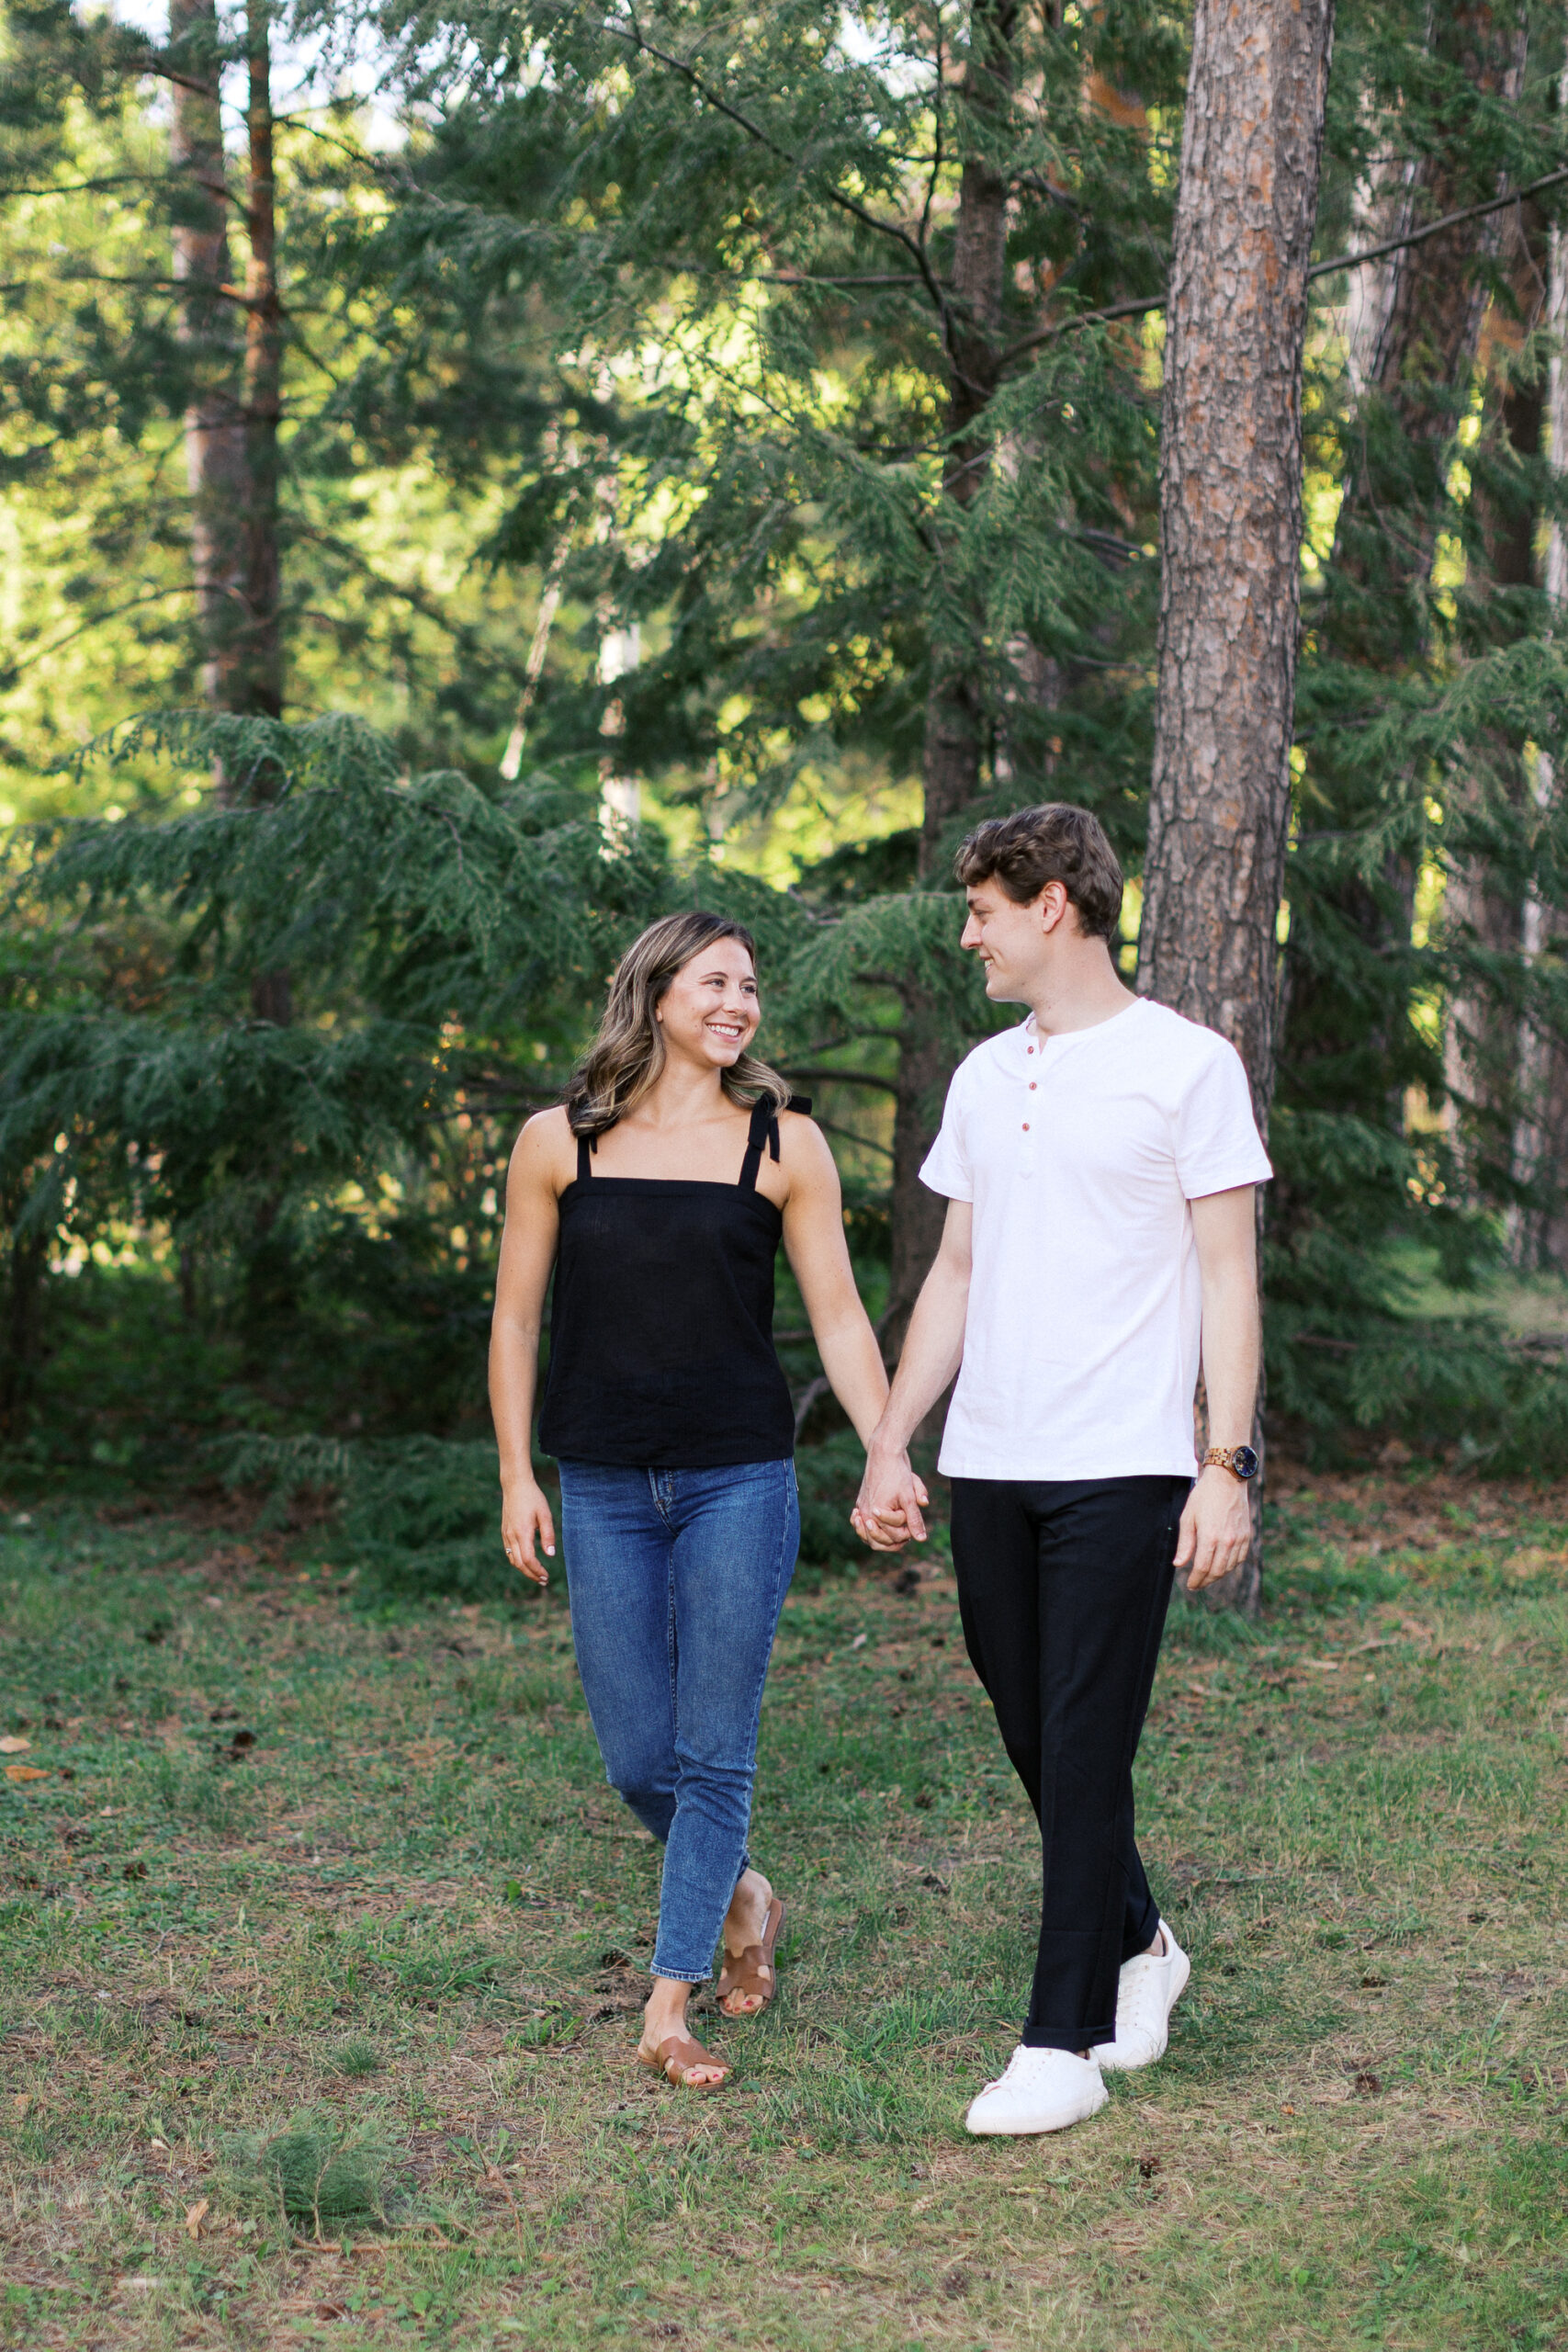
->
[1022,1123,1030,1132]
[1029,1082,1037,1091]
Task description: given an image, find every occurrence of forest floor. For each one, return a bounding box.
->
[0,1464,1564,2351]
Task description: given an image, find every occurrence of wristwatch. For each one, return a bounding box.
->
[1203,1443,1260,1481]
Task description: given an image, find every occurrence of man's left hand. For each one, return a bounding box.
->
[1176,1464,1253,1591]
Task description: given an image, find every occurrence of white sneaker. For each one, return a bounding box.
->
[964,2045,1108,2136]
[1097,1919,1190,2072]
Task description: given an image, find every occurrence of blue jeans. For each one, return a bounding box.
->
[557,1458,800,1984]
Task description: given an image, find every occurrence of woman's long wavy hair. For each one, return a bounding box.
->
[563,911,793,1139]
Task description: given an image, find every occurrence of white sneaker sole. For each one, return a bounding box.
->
[964,2073,1109,2136]
[1098,1943,1191,2074]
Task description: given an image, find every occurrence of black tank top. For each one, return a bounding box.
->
[536,1094,810,1469]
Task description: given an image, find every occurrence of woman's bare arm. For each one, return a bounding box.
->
[779,1116,890,1449]
[488,1109,569,1584]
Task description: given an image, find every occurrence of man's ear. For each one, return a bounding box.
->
[1037,880,1071,933]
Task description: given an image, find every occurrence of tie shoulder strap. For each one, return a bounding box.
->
[738,1096,772,1192]
[739,1093,813,1189]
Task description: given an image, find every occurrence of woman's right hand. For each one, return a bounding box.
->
[502,1476,558,1585]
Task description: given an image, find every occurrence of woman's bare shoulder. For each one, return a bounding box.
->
[510,1104,575,1186]
[777,1105,838,1182]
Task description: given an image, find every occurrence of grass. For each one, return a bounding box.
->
[0,1464,1565,2348]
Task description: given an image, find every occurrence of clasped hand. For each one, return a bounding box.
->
[851,1445,929,1553]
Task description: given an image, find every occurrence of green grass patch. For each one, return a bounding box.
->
[0,1466,1563,2346]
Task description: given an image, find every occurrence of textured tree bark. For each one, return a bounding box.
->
[167,0,247,704]
[1138,0,1335,1610]
[886,3,1018,1370]
[228,1,291,1030]
[237,0,284,729]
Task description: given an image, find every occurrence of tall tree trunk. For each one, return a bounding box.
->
[1450,181,1548,1206]
[0,1227,47,1441]
[886,1,1017,1366]
[1309,7,1526,1124]
[167,0,246,701]
[236,0,284,729]
[1137,0,1335,1611]
[1279,7,1528,1259]
[1511,126,1568,1266]
[229,0,291,1028]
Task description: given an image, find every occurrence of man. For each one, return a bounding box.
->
[854,803,1270,2136]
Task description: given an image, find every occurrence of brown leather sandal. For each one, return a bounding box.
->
[716,1894,785,2018]
[637,2032,731,2090]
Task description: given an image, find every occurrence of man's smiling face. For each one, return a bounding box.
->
[959,877,1060,1001]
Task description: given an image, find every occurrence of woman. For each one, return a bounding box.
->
[490,910,889,2091]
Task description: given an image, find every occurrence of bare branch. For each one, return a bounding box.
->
[998,160,1568,368]
[1,174,164,200]
[1306,161,1568,281]
[919,36,944,251]
[782,1066,898,1093]
[4,587,197,678]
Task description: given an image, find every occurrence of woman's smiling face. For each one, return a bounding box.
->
[655,937,761,1069]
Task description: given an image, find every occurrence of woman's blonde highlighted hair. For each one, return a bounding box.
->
[563,911,793,1139]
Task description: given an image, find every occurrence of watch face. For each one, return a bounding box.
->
[1231,1443,1261,1481]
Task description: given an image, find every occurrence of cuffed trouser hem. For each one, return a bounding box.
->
[1022,2022,1116,2052]
[1122,1888,1162,1963]
[647,1966,709,1984]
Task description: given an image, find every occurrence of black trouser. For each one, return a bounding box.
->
[949,1475,1190,2052]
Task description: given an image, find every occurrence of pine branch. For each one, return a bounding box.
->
[600,6,957,345]
[288,524,515,673]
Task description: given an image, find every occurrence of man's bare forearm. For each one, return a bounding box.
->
[869,1259,969,1458]
[1201,1270,1261,1447]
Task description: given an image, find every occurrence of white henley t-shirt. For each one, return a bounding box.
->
[919,996,1273,1482]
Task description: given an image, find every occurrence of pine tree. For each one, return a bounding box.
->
[9,0,1568,1551]
[347,0,1185,1343]
[1138,0,1335,1607]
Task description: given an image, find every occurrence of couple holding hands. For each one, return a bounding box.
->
[490,803,1269,2136]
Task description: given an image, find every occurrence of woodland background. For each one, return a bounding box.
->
[6,0,1568,1604]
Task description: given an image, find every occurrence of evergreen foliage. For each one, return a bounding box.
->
[6,0,1568,1552]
